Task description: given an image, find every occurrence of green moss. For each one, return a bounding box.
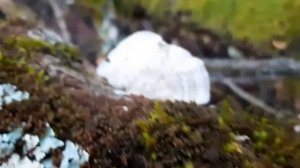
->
[136,102,173,149]
[4,36,79,64]
[142,132,157,148]
[183,161,193,168]
[243,160,261,168]
[217,98,236,130]
[218,97,300,167]
[0,49,49,86]
[150,152,158,161]
[181,124,191,134]
[135,102,212,165]
[188,131,202,144]
[224,141,242,154]
[149,102,174,124]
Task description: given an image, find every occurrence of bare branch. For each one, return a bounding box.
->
[204,58,300,84]
[221,79,279,117]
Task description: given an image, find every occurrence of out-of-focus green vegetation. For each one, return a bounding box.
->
[147,0,300,42]
[177,0,300,42]
[178,0,289,41]
[81,0,300,43]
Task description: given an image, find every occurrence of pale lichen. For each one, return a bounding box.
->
[0,83,30,110]
[0,123,89,168]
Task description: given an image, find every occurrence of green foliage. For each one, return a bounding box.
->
[285,0,300,39]
[75,0,300,44]
[177,0,288,42]
[118,0,300,42]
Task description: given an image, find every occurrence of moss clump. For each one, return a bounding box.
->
[135,101,245,167]
[224,141,242,154]
[218,97,300,167]
[184,161,194,168]
[4,36,79,65]
[136,102,176,149]
[0,52,45,85]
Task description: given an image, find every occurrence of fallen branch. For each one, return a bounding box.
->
[204,58,300,83]
[221,79,280,117]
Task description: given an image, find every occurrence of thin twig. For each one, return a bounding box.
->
[221,79,279,116]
